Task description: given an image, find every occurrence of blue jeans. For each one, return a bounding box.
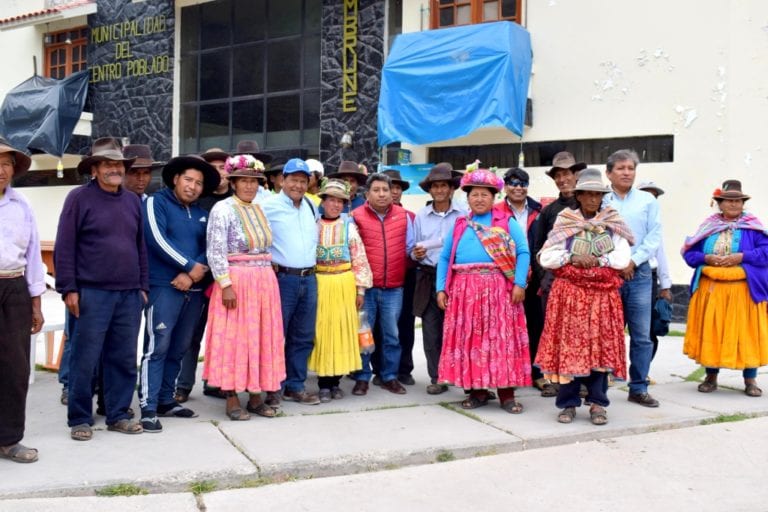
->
[354,287,403,383]
[58,309,74,390]
[277,272,318,393]
[707,368,758,379]
[67,288,142,427]
[139,287,205,414]
[620,262,653,395]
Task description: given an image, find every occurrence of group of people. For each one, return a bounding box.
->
[1,135,767,463]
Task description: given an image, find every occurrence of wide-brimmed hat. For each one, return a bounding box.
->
[381,169,410,191]
[713,179,750,201]
[546,151,586,178]
[327,160,368,185]
[460,168,504,194]
[122,144,164,170]
[77,137,135,175]
[319,178,351,201]
[0,137,32,177]
[573,168,611,194]
[419,163,460,192]
[234,139,272,164]
[162,155,221,196]
[224,154,267,182]
[637,180,665,197]
[200,147,230,163]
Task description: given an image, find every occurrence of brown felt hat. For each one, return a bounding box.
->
[713,179,750,201]
[0,137,32,177]
[546,151,586,178]
[77,137,135,175]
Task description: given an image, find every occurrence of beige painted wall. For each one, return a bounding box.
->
[398,0,768,284]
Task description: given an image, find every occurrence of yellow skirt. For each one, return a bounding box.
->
[684,266,768,369]
[308,270,363,376]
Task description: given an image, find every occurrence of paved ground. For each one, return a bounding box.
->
[3,292,766,510]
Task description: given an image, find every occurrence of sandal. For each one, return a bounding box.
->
[265,392,281,407]
[0,443,38,463]
[107,419,143,435]
[70,423,93,441]
[745,383,763,397]
[226,407,251,421]
[501,399,523,414]
[590,405,608,425]
[540,383,558,398]
[697,381,718,393]
[460,395,489,410]
[247,402,276,418]
[557,407,576,424]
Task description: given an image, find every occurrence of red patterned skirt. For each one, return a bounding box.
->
[535,265,626,383]
[438,263,531,389]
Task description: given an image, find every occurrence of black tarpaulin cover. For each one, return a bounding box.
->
[0,70,89,157]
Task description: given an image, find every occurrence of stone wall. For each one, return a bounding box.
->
[320,0,385,171]
[88,0,174,161]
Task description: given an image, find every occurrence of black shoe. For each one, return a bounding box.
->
[627,392,659,408]
[372,375,382,386]
[397,374,416,386]
[174,388,191,403]
[203,385,227,399]
[60,389,68,405]
[140,415,163,433]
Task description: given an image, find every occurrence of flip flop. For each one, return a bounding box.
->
[227,407,250,421]
[246,402,276,418]
[70,423,93,441]
[158,404,198,418]
[460,395,489,409]
[0,443,38,463]
[107,419,143,434]
[501,399,524,414]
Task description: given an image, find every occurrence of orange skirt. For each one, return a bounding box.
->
[684,266,768,369]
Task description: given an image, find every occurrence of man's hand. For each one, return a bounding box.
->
[511,285,525,304]
[356,294,364,310]
[619,260,637,280]
[171,273,193,291]
[31,296,44,335]
[437,291,448,310]
[222,286,237,309]
[141,291,148,304]
[659,289,672,301]
[188,262,209,283]
[412,245,427,261]
[64,292,80,318]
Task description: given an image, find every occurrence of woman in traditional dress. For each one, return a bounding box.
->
[536,168,634,425]
[436,165,531,413]
[308,178,372,401]
[203,154,285,420]
[682,180,768,397]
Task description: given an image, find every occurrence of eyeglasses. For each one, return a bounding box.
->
[505,180,529,188]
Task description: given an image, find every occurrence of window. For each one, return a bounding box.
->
[44,27,88,79]
[431,0,521,29]
[179,0,321,155]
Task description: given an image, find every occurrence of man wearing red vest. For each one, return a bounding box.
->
[350,173,414,395]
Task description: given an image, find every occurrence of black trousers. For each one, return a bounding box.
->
[524,283,544,381]
[0,277,32,446]
[555,371,609,409]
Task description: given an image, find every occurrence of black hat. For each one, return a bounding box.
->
[162,155,221,196]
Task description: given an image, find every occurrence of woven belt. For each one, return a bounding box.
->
[275,265,315,277]
[0,270,24,279]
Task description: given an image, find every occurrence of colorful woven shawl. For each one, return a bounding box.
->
[541,207,635,251]
[681,212,767,255]
[467,218,517,281]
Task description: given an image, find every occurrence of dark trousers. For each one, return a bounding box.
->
[524,283,544,381]
[555,371,609,409]
[67,288,142,427]
[318,376,342,389]
[176,297,210,392]
[0,277,32,446]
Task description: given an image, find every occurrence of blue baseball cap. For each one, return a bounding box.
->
[283,158,310,176]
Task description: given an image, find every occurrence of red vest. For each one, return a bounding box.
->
[352,203,409,288]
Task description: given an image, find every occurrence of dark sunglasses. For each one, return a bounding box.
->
[505,179,529,187]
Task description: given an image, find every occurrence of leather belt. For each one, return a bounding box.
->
[275,265,315,277]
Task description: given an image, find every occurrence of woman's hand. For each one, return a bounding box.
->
[571,254,599,269]
[222,286,237,309]
[511,285,525,304]
[437,291,448,310]
[356,294,365,310]
[706,253,743,267]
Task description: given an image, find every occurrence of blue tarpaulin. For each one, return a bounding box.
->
[378,21,532,147]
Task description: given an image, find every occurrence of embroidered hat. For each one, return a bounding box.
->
[573,168,611,194]
[637,181,665,197]
[0,137,32,177]
[233,139,272,164]
[318,177,351,201]
[546,151,586,178]
[459,162,504,193]
[162,154,221,196]
[712,179,750,201]
[77,137,136,175]
[381,169,410,191]
[122,144,164,170]
[224,154,267,182]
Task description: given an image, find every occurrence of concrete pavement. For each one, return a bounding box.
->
[3,291,767,509]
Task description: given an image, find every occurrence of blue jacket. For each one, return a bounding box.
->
[143,188,209,288]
